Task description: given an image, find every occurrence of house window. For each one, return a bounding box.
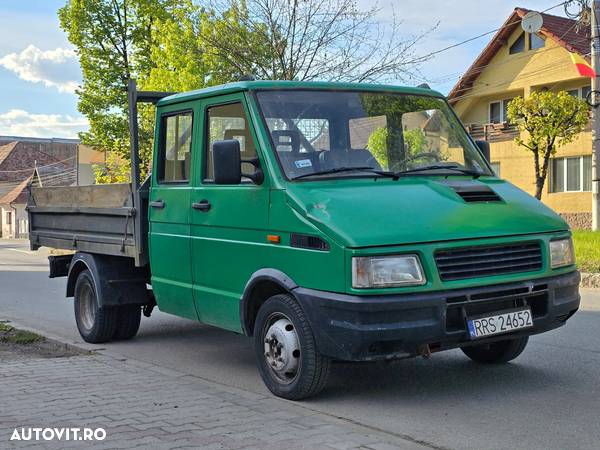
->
[490,162,501,177]
[489,99,514,123]
[6,212,12,226]
[489,102,502,123]
[567,86,591,100]
[551,155,592,192]
[529,33,545,50]
[509,33,526,54]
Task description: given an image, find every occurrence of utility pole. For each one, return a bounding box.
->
[592,0,600,230]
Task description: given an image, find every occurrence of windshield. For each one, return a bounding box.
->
[256,90,491,180]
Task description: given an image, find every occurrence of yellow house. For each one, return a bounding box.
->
[449,7,592,229]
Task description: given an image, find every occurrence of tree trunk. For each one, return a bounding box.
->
[534,177,544,200]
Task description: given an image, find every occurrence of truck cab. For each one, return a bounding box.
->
[28,81,580,400]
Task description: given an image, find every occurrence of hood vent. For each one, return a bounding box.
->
[448,183,502,203]
[290,234,329,251]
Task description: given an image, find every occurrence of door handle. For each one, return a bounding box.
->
[150,200,165,209]
[192,200,211,212]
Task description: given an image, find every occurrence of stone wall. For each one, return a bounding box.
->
[560,212,592,230]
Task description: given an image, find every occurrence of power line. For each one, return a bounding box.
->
[0,155,77,173]
[410,1,570,66]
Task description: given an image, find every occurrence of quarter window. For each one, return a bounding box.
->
[551,155,592,192]
[158,111,193,182]
[205,102,257,181]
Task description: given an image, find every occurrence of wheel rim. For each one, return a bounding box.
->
[78,283,96,331]
[262,313,301,385]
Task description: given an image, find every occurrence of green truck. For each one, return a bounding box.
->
[28,80,580,399]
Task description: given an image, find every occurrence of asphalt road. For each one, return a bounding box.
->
[2,238,600,450]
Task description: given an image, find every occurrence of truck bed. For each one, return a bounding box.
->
[28,182,148,266]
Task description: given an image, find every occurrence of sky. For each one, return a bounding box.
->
[0,0,568,139]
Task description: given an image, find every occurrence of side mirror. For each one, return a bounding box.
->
[475,140,490,163]
[213,140,242,184]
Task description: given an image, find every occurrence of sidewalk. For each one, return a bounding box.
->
[0,351,431,450]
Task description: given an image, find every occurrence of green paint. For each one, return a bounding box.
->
[147,82,575,333]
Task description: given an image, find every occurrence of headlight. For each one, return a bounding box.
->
[549,238,575,268]
[352,255,426,288]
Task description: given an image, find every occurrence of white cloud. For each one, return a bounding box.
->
[0,109,88,139]
[0,45,80,93]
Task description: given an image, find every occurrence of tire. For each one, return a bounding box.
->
[74,270,118,343]
[113,305,141,340]
[254,293,330,400]
[461,336,529,364]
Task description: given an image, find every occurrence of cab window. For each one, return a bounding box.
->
[158,111,193,183]
[205,102,257,182]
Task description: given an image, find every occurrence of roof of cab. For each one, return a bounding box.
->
[156,80,445,107]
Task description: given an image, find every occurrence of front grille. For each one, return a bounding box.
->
[435,242,542,281]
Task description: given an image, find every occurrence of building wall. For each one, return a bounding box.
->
[452,26,593,227]
[77,144,105,185]
[0,204,28,238]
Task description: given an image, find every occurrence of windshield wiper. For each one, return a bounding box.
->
[291,166,398,180]
[395,165,483,178]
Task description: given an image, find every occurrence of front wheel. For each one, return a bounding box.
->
[461,336,529,364]
[254,294,330,400]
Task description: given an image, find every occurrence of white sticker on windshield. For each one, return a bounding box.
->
[294,159,312,168]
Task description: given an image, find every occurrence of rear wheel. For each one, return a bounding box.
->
[113,305,141,340]
[461,336,529,364]
[254,293,330,400]
[74,270,118,343]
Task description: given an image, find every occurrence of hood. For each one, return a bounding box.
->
[285,178,569,248]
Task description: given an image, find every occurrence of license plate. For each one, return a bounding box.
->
[467,308,533,339]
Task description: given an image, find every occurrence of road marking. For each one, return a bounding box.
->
[6,248,37,255]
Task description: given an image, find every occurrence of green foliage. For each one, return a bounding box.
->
[572,230,600,273]
[60,0,428,183]
[403,128,428,155]
[93,152,131,184]
[0,323,44,345]
[507,91,589,199]
[367,127,430,169]
[366,127,389,168]
[59,0,190,183]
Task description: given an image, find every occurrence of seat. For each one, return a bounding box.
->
[319,149,381,170]
[271,130,320,177]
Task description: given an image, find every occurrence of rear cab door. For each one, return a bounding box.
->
[149,101,199,320]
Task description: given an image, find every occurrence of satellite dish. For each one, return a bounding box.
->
[522,11,543,33]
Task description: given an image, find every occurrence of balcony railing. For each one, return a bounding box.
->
[465,122,519,142]
[467,116,592,142]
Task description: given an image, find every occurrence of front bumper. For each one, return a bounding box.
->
[293,271,580,361]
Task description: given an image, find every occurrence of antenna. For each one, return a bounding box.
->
[521,11,544,33]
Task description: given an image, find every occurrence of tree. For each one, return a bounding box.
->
[201,0,433,82]
[60,0,431,182]
[59,0,182,181]
[507,91,589,200]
